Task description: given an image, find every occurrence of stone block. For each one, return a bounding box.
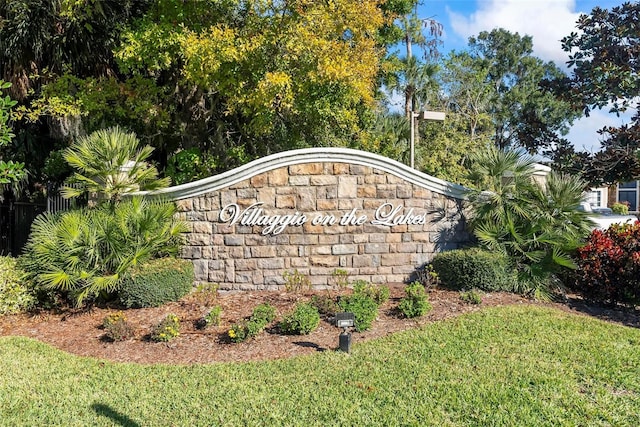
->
[289,163,323,175]
[250,174,267,187]
[291,257,309,268]
[175,199,193,212]
[268,168,289,185]
[276,245,299,257]
[397,185,412,199]
[251,246,277,258]
[317,199,337,210]
[192,260,208,280]
[338,199,363,210]
[333,164,350,174]
[337,176,358,198]
[369,233,386,243]
[319,235,339,244]
[289,176,310,186]
[192,221,212,234]
[381,253,408,266]
[276,195,296,208]
[187,233,210,245]
[311,245,333,255]
[357,186,377,198]
[235,259,257,271]
[310,256,340,267]
[224,235,244,246]
[350,165,371,175]
[332,244,357,255]
[364,243,389,254]
[237,188,257,199]
[310,175,337,186]
[297,191,316,210]
[258,258,285,269]
[181,246,202,259]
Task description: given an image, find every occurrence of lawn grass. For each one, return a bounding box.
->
[1,305,639,426]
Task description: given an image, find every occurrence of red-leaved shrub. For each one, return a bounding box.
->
[569,221,640,306]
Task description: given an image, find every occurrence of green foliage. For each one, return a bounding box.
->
[397,281,431,318]
[19,197,186,306]
[191,282,219,307]
[0,256,35,315]
[204,306,222,327]
[310,294,339,317]
[118,258,194,309]
[611,202,630,215]
[166,148,218,185]
[2,306,640,425]
[279,303,320,335]
[0,80,27,186]
[353,280,390,306]
[331,269,350,289]
[102,312,135,342]
[413,263,439,290]
[228,303,276,343]
[432,248,515,292]
[338,285,380,332]
[466,147,594,297]
[150,313,180,342]
[197,305,222,330]
[557,2,640,185]
[283,269,311,293]
[460,289,483,305]
[62,126,170,203]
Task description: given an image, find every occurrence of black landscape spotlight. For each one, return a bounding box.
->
[335,312,355,353]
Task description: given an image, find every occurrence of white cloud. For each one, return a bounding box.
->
[447,0,580,66]
[566,109,634,153]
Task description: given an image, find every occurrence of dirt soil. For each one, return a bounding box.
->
[1,285,638,365]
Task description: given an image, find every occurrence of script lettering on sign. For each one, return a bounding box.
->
[218,203,427,235]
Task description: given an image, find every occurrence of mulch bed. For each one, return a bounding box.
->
[1,284,638,365]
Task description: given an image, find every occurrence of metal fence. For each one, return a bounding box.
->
[0,185,72,256]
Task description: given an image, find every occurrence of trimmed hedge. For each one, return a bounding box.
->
[0,256,35,315]
[118,258,194,308]
[431,248,515,292]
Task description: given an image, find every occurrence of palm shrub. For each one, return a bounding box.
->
[19,197,185,306]
[62,126,170,204]
[466,147,593,298]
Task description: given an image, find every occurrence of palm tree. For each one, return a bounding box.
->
[62,126,170,204]
[466,146,593,298]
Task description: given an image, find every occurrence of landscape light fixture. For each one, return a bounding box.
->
[410,110,446,169]
[335,312,355,353]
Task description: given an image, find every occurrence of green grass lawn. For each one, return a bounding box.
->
[1,305,639,426]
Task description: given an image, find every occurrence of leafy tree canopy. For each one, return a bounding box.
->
[555,1,640,186]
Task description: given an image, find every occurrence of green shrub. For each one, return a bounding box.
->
[398,281,432,318]
[196,305,222,329]
[20,197,186,306]
[279,303,320,335]
[414,264,439,289]
[353,280,390,306]
[192,283,218,306]
[431,248,515,292]
[118,258,194,308]
[338,292,379,332]
[331,269,350,289]
[460,289,482,305]
[0,256,35,315]
[151,313,180,342]
[102,312,135,342]
[611,202,630,215]
[283,269,311,293]
[228,303,276,343]
[310,294,339,316]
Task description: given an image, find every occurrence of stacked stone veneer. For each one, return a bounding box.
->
[159,149,471,290]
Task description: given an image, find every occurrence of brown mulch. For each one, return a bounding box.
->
[1,284,638,365]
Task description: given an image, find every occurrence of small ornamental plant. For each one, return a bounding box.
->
[102,311,135,342]
[398,281,432,318]
[228,303,276,343]
[196,305,222,330]
[310,294,339,316]
[151,313,180,342]
[338,283,380,332]
[279,302,320,335]
[353,280,390,306]
[460,289,482,305]
[283,269,312,293]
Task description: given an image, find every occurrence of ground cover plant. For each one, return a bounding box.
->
[0,305,639,426]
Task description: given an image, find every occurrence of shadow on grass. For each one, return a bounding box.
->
[92,403,140,427]
[565,296,640,329]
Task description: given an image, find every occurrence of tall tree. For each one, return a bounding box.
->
[556,2,640,185]
[463,29,579,153]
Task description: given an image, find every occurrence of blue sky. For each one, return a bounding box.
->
[407,0,630,153]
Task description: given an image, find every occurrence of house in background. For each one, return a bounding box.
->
[586,181,640,213]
